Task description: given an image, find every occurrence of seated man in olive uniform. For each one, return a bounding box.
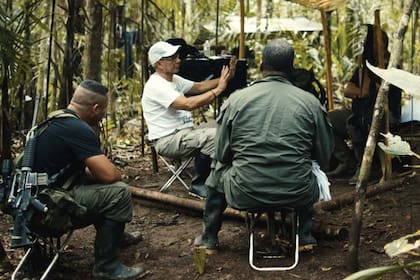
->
[194,39,334,253]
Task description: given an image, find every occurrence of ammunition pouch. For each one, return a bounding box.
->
[29,188,90,237]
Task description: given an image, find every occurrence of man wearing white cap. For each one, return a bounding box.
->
[142,41,236,198]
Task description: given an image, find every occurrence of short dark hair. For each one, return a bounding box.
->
[79,80,108,95]
[262,39,294,73]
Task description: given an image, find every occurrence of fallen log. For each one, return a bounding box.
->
[129,187,348,240]
[315,174,410,213]
[130,172,412,218]
[130,173,413,240]
[129,186,244,219]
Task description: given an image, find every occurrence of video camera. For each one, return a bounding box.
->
[179,57,248,98]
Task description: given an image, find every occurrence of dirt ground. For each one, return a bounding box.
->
[1,146,419,280]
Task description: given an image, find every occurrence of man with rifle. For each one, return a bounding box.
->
[13,80,145,279]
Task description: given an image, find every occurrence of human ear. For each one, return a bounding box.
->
[92,103,100,113]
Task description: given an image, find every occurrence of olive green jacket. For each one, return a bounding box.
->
[206,76,334,210]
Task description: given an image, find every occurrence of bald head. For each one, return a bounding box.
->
[261,39,294,75]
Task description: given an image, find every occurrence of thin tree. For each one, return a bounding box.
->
[348,0,417,271]
[83,0,103,82]
[59,0,79,109]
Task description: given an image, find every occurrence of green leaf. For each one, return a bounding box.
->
[343,261,420,280]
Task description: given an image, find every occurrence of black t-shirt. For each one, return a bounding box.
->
[33,109,102,184]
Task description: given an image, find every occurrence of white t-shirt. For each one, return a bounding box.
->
[142,73,194,140]
[401,96,420,123]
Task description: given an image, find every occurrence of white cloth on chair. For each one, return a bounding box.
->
[311,161,331,201]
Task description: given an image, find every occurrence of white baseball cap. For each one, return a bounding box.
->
[148,41,181,67]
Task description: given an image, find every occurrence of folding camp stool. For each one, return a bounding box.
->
[244,207,299,271]
[11,230,74,280]
[148,141,194,193]
[158,155,194,192]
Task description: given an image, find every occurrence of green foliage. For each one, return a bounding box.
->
[343,261,420,280]
[1,0,420,140]
[0,6,29,86]
[343,230,420,280]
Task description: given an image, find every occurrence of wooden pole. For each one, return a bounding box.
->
[373,10,392,180]
[140,0,147,157]
[347,0,416,271]
[239,0,245,59]
[215,0,220,55]
[320,9,334,111]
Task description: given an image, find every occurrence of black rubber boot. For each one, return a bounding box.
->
[194,189,227,254]
[190,153,212,199]
[93,219,144,279]
[298,207,317,252]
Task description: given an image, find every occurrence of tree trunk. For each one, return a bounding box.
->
[108,3,120,126]
[347,0,416,272]
[22,0,35,128]
[1,76,11,160]
[0,1,13,161]
[59,0,77,108]
[83,0,103,82]
[321,10,334,111]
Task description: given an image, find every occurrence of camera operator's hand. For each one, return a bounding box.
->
[214,65,231,96]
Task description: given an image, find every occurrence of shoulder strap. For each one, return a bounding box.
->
[61,172,81,190]
[36,110,81,190]
[36,109,79,136]
[17,110,79,167]
[47,109,78,119]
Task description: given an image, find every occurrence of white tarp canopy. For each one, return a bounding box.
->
[366,61,420,98]
[206,15,323,34]
[366,61,420,123]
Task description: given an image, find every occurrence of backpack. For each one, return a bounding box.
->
[14,110,89,237]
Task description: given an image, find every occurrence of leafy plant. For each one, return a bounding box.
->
[343,230,420,280]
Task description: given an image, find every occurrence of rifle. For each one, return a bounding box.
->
[8,129,48,249]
